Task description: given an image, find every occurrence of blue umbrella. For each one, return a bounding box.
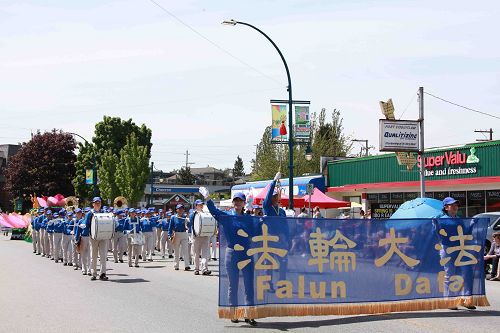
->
[387,198,444,230]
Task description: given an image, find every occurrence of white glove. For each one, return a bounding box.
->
[274,172,281,181]
[199,187,209,199]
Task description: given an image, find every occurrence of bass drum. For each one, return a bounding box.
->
[192,212,216,237]
[90,213,115,241]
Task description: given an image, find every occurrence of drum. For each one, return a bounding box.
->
[90,213,115,241]
[130,232,145,245]
[192,212,216,237]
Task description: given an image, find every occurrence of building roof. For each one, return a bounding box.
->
[190,166,224,175]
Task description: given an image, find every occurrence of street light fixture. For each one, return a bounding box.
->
[222,19,295,209]
[305,144,313,161]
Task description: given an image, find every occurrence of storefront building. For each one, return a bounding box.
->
[326,140,500,218]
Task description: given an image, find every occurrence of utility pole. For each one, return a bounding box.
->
[475,128,493,141]
[352,139,370,157]
[149,162,154,207]
[185,150,195,169]
[418,87,426,198]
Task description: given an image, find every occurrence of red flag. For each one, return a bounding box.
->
[279,121,287,136]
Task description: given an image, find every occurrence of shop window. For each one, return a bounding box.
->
[379,193,390,203]
[486,190,500,212]
[390,192,404,203]
[450,191,466,217]
[468,190,485,216]
[425,192,434,199]
[434,191,450,201]
[404,192,419,201]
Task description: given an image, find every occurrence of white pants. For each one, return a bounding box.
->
[36,230,43,254]
[142,232,154,260]
[209,234,217,259]
[53,233,63,260]
[156,228,162,250]
[160,230,172,256]
[127,237,141,266]
[80,236,90,272]
[32,230,39,252]
[112,232,127,261]
[40,229,49,256]
[62,234,72,264]
[193,236,210,272]
[173,232,189,269]
[152,227,157,253]
[90,238,109,277]
[48,232,54,257]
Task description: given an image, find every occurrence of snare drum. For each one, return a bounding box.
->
[90,213,115,241]
[130,232,145,246]
[192,212,216,237]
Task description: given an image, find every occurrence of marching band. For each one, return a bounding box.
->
[29,196,219,279]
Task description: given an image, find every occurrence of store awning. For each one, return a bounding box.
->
[302,189,351,209]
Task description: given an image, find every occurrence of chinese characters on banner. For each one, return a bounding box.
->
[217,216,489,320]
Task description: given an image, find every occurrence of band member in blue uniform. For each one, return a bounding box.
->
[190,200,211,276]
[46,211,55,260]
[159,211,172,259]
[112,210,127,263]
[124,208,143,267]
[168,204,191,271]
[199,187,259,326]
[141,210,155,262]
[82,197,109,280]
[52,212,64,263]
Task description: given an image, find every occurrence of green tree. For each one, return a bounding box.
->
[115,134,150,206]
[233,155,245,177]
[177,166,196,185]
[98,150,120,203]
[73,116,152,200]
[251,126,286,180]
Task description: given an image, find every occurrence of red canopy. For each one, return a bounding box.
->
[253,183,305,207]
[302,189,350,209]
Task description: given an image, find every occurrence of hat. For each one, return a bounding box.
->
[443,197,459,207]
[232,192,246,201]
[74,208,82,213]
[46,210,52,214]
[129,208,136,213]
[166,212,172,216]
[92,197,102,203]
[38,208,45,213]
[114,209,122,215]
[67,212,73,217]
[102,205,108,210]
[53,213,59,218]
[194,199,204,205]
[176,203,185,210]
[84,207,91,212]
[493,231,500,238]
[148,207,155,211]
[252,205,261,209]
[158,209,163,213]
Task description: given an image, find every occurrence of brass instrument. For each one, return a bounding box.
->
[113,196,128,209]
[65,196,79,211]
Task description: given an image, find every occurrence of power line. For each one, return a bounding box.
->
[147,0,283,87]
[398,90,418,120]
[424,91,500,120]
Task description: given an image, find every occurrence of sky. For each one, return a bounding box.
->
[1,0,499,173]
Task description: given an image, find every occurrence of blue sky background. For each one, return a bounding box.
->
[1,0,499,172]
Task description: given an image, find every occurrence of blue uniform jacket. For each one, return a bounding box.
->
[168,215,190,237]
[141,218,154,233]
[159,219,170,231]
[53,219,65,233]
[75,210,99,242]
[150,216,160,228]
[124,217,143,234]
[63,218,76,235]
[46,219,56,234]
[115,218,126,232]
[263,180,287,217]
[39,216,48,229]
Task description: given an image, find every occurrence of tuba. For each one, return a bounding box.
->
[65,196,79,211]
[113,196,128,209]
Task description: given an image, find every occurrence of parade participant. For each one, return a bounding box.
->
[79,197,109,280]
[155,209,164,251]
[61,212,74,266]
[124,208,142,268]
[112,210,127,263]
[31,210,39,254]
[437,197,476,309]
[263,172,286,217]
[32,210,42,255]
[190,200,212,276]
[485,232,500,281]
[168,204,191,271]
[159,212,173,259]
[52,212,64,264]
[39,209,49,257]
[148,207,159,255]
[46,210,55,260]
[75,207,91,276]
[72,208,83,270]
[141,210,155,262]
[199,187,258,326]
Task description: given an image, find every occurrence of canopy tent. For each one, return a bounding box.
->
[302,189,351,209]
[337,202,362,209]
[252,183,306,207]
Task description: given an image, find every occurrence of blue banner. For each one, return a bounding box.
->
[217,216,490,319]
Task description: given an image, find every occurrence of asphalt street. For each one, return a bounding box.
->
[1,235,500,333]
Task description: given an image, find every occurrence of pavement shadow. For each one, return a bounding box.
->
[106,273,129,276]
[242,310,500,331]
[110,278,150,284]
[142,266,166,269]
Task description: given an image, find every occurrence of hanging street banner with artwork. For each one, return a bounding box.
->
[294,105,311,143]
[217,215,489,320]
[271,103,288,143]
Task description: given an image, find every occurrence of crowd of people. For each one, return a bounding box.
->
[29,197,219,281]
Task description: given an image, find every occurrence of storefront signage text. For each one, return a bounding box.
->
[417,148,480,177]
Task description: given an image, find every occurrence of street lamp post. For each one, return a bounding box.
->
[68,132,97,197]
[222,19,295,209]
